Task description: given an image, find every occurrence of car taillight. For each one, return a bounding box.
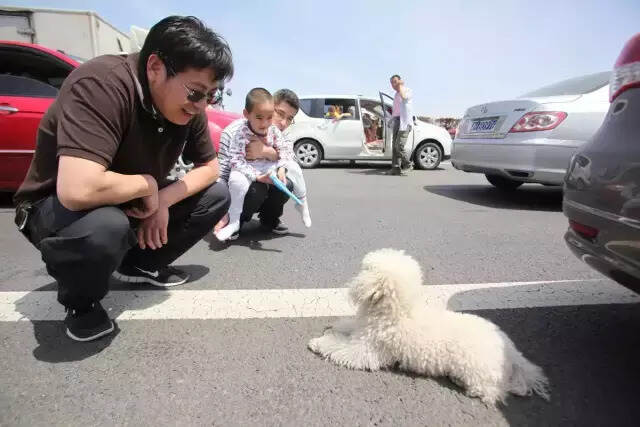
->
[569,219,599,240]
[509,112,567,133]
[610,33,640,102]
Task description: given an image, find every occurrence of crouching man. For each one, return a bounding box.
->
[13,16,233,341]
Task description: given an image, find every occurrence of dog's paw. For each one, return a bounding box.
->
[307,334,345,357]
[307,337,323,354]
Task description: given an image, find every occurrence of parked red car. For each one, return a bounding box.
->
[0,40,239,192]
[206,107,241,150]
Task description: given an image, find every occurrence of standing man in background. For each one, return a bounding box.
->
[389,74,414,175]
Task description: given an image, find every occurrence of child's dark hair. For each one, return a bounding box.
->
[139,16,233,83]
[245,87,272,112]
[273,89,300,112]
[390,74,401,80]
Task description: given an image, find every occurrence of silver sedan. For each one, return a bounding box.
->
[452,72,610,190]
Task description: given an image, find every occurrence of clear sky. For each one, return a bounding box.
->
[3,0,639,117]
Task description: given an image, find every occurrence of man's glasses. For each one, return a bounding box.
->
[182,84,216,105]
[161,54,217,104]
[275,107,295,125]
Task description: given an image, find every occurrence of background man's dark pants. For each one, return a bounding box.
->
[239,179,293,228]
[20,183,230,310]
[391,116,412,171]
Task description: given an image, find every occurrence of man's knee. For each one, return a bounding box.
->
[246,182,269,200]
[83,208,133,258]
[41,207,133,266]
[192,182,231,223]
[241,182,269,216]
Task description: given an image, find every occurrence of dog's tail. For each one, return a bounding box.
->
[508,345,550,401]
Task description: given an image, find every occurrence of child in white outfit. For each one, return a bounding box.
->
[215,88,311,241]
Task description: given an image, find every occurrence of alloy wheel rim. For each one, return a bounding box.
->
[297,143,319,165]
[420,146,439,167]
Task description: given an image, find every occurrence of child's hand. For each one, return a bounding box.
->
[277,167,287,185]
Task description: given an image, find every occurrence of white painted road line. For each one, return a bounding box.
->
[1,279,637,322]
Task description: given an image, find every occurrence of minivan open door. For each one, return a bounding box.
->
[379,92,395,156]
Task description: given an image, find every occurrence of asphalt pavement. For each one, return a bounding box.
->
[1,162,639,426]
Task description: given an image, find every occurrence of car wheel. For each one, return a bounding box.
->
[167,155,194,181]
[295,139,322,169]
[414,142,442,170]
[485,174,524,190]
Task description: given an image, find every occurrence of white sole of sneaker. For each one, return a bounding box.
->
[112,271,189,288]
[271,228,289,235]
[66,321,114,342]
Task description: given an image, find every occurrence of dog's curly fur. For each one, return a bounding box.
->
[308,248,550,405]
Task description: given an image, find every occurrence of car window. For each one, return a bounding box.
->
[360,100,389,118]
[521,71,610,97]
[0,74,59,97]
[299,98,325,119]
[323,98,359,120]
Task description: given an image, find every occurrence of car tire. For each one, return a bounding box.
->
[485,174,524,191]
[295,139,322,169]
[413,141,442,170]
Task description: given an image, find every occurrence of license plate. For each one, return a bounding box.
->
[470,117,499,133]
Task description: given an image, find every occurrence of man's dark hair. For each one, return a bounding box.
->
[245,88,272,112]
[273,89,300,112]
[390,74,401,80]
[139,16,233,84]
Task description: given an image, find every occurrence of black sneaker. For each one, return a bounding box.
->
[65,302,114,342]
[260,220,289,235]
[271,222,289,235]
[113,264,190,287]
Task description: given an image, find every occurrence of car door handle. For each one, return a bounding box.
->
[0,105,19,114]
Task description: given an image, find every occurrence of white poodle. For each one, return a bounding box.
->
[308,248,550,405]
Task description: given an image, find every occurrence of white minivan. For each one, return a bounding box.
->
[287,93,452,169]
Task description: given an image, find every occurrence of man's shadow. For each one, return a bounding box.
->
[204,220,305,253]
[15,264,209,364]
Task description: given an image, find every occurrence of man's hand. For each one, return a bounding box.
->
[125,182,159,219]
[136,204,169,250]
[277,167,287,185]
[247,135,278,161]
[398,82,409,100]
[256,173,273,184]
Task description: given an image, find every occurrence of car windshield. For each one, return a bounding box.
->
[520,71,610,97]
